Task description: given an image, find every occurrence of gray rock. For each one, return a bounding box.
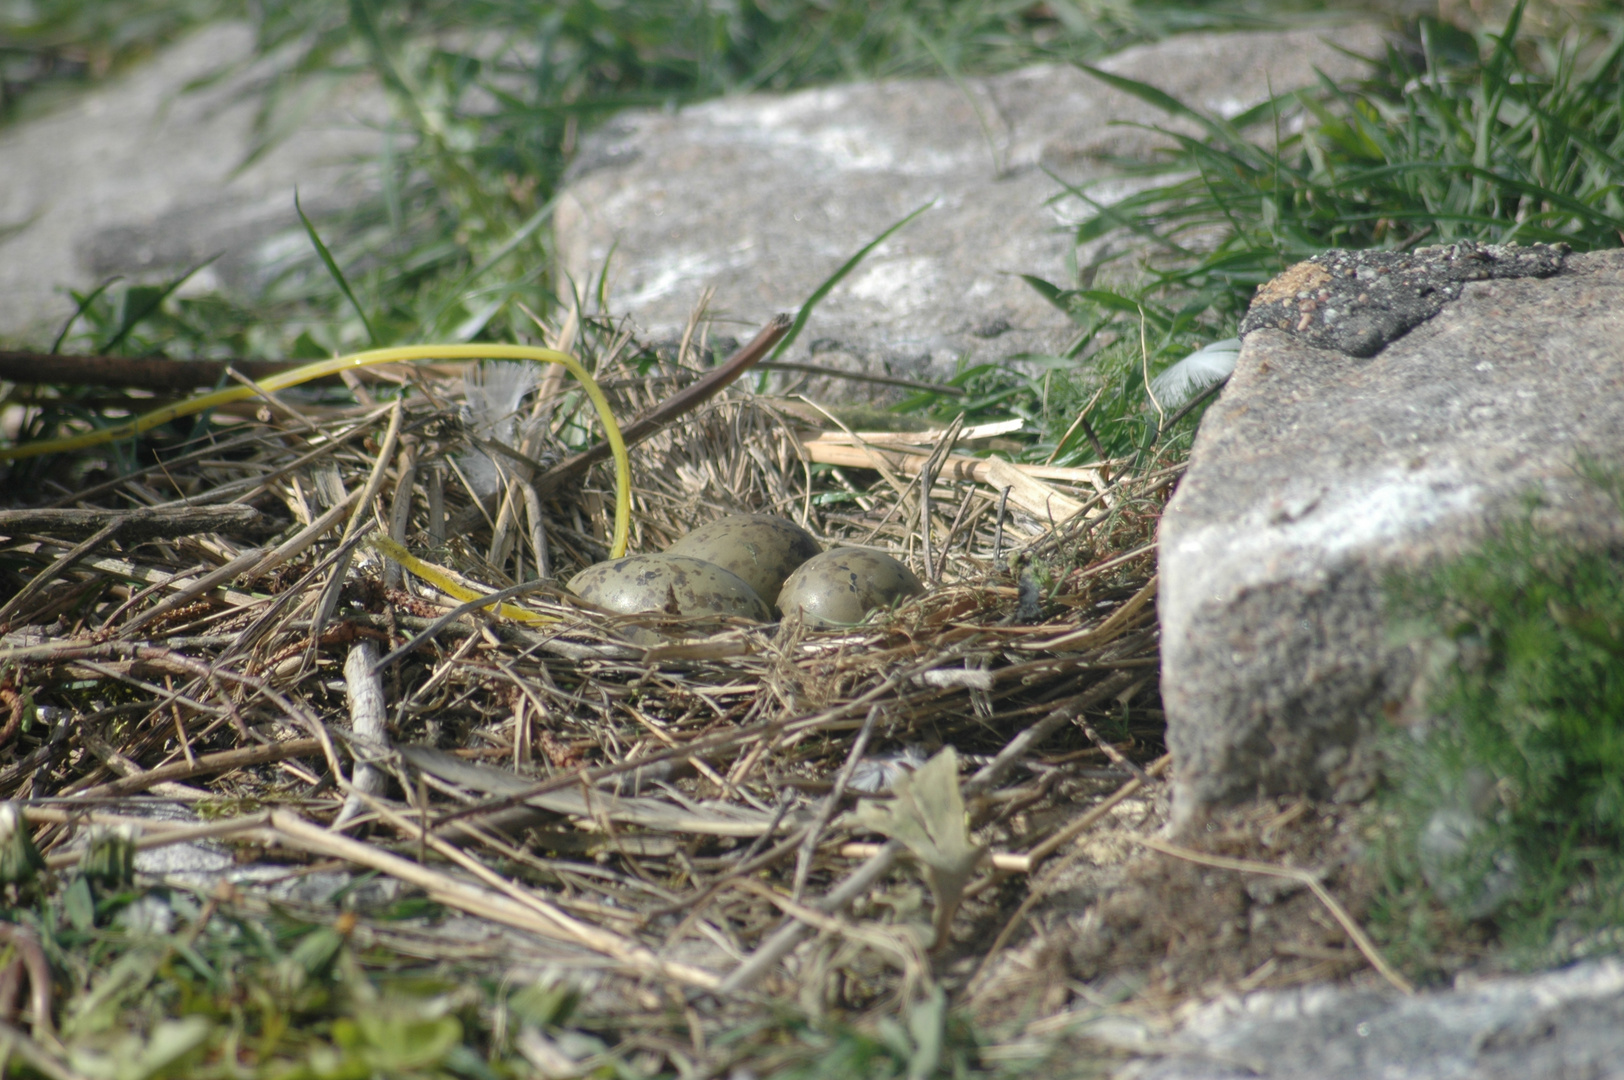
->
[1111,958,1624,1080]
[554,26,1383,399]
[0,22,388,344]
[1159,248,1624,822]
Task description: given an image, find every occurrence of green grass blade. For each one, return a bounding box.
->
[1018,274,1067,311]
[98,256,218,355]
[296,188,379,347]
[422,192,562,338]
[50,276,122,354]
[1063,171,1200,255]
[1073,62,1271,170]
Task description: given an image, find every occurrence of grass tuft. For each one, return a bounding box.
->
[1034,0,1624,470]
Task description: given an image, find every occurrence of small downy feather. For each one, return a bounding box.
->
[1151,338,1241,411]
[458,360,541,497]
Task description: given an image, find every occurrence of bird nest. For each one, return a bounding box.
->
[0,311,1186,1069]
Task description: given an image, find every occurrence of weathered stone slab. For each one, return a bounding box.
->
[1160,246,1624,823]
[554,26,1382,400]
[1113,958,1624,1080]
[0,22,388,344]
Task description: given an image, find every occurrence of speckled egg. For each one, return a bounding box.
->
[775,548,924,628]
[568,554,770,622]
[666,514,821,614]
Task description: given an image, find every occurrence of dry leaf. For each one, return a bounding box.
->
[853,746,986,948]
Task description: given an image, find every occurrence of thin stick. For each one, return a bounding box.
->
[0,351,411,391]
[77,725,210,801]
[916,415,964,585]
[791,704,880,901]
[368,579,562,673]
[385,445,418,591]
[993,486,1010,562]
[522,480,551,579]
[41,418,366,511]
[268,808,722,991]
[937,481,978,581]
[1154,373,1228,442]
[115,544,268,638]
[717,839,902,995]
[755,361,965,396]
[223,365,325,440]
[709,660,976,994]
[55,642,345,782]
[919,467,934,581]
[1138,305,1164,429]
[313,397,404,635]
[333,642,389,830]
[0,505,272,542]
[964,755,1172,997]
[1072,714,1151,785]
[1022,753,1170,868]
[429,661,926,830]
[1044,382,1108,466]
[241,487,363,582]
[1024,574,1157,653]
[426,462,446,545]
[964,670,1137,798]
[68,738,324,799]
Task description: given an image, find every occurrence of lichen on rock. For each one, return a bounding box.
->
[1239,240,1569,358]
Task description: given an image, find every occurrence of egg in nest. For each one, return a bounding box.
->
[568,554,770,623]
[666,514,821,615]
[776,548,923,628]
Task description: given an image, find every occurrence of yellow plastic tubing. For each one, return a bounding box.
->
[0,345,632,560]
[369,534,555,625]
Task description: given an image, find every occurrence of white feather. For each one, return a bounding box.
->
[458,361,541,497]
[1150,338,1241,410]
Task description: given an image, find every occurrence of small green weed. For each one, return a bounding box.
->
[0,875,1036,1079]
[1374,463,1624,974]
[1,880,559,1078]
[0,814,1024,1079]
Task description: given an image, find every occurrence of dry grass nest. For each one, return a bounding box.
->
[0,310,1344,1068]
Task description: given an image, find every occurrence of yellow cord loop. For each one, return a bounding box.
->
[0,345,632,559]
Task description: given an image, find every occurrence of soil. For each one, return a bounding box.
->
[965,793,1387,1032]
